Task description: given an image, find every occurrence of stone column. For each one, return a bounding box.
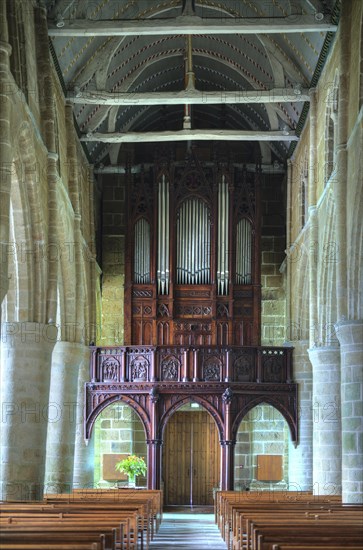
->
[334,0,350,321]
[0,322,57,500]
[44,342,86,493]
[288,341,313,491]
[73,347,95,488]
[0,1,13,318]
[335,320,363,503]
[308,346,342,496]
[35,6,58,323]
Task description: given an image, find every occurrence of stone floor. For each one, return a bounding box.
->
[149,507,227,549]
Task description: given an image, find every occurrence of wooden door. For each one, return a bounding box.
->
[163,410,220,505]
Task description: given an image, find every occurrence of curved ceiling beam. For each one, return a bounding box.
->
[78,49,273,135]
[71,37,127,89]
[257,35,309,85]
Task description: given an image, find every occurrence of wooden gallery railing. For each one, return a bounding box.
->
[88,345,293,385]
[85,345,297,490]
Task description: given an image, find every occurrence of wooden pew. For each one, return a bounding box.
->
[214,491,363,550]
[71,488,163,532]
[45,492,156,546]
[0,493,160,550]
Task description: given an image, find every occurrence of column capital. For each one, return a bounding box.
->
[220,439,236,447]
[335,319,363,346]
[52,341,88,366]
[146,439,162,446]
[47,151,59,162]
[1,321,58,350]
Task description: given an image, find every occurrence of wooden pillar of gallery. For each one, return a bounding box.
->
[221,441,235,490]
[221,387,235,489]
[147,440,162,490]
[147,389,161,489]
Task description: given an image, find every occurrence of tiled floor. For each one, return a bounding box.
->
[150,508,227,549]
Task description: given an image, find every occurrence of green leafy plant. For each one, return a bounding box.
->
[115,455,147,479]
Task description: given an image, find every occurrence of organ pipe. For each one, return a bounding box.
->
[217,176,229,295]
[236,218,252,284]
[176,198,210,284]
[157,175,170,294]
[134,218,150,283]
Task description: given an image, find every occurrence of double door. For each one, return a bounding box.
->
[163,410,220,505]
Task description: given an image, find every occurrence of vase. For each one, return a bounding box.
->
[128,474,136,488]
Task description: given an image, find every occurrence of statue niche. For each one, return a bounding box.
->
[130,355,149,382]
[161,356,180,381]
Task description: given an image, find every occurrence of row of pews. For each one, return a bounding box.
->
[0,488,163,550]
[214,490,363,550]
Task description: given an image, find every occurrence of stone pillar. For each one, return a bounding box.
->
[308,89,318,348]
[44,341,85,493]
[308,346,342,496]
[288,341,313,491]
[73,347,95,488]
[0,1,13,317]
[334,0,350,321]
[335,320,363,503]
[35,6,58,323]
[0,322,57,500]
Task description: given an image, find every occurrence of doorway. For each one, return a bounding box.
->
[162,404,220,505]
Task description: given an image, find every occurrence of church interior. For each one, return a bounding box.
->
[0,0,362,543]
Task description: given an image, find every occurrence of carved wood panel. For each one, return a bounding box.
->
[125,149,261,346]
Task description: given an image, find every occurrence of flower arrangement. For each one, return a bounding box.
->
[115,455,147,481]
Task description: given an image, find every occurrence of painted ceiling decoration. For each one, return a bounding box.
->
[45,0,340,165]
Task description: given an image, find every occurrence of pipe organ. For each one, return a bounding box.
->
[125,149,261,346]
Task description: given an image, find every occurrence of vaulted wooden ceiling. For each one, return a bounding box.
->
[45,0,339,166]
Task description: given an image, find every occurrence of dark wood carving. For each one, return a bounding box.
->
[85,345,297,491]
[125,149,261,346]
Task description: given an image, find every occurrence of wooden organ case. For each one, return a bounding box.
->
[124,150,261,346]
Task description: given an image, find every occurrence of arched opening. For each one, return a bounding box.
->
[234,403,289,491]
[93,402,147,488]
[162,402,220,506]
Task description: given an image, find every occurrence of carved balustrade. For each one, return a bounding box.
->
[89,345,293,385]
[85,344,297,491]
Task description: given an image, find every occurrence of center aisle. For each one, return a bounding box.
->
[150,507,227,549]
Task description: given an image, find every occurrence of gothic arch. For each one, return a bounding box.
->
[85,394,150,442]
[231,396,297,445]
[158,395,224,442]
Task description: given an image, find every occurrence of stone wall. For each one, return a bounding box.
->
[235,404,289,490]
[93,403,147,487]
[0,0,99,498]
